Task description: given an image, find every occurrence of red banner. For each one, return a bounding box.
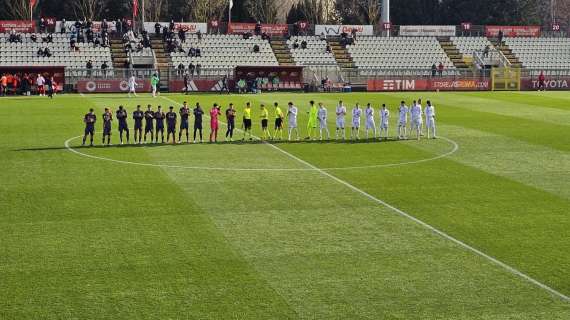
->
[521,78,570,91]
[0,20,35,33]
[228,23,289,35]
[485,26,541,38]
[77,79,151,93]
[367,78,490,92]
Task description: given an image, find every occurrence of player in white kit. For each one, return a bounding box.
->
[424,100,436,139]
[364,103,376,139]
[379,104,390,140]
[417,98,424,136]
[335,101,347,140]
[351,103,362,140]
[317,103,330,140]
[397,101,409,140]
[128,75,138,97]
[287,102,300,141]
[410,101,423,140]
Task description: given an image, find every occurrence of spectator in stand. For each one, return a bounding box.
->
[86,60,93,77]
[162,26,168,41]
[70,38,78,51]
[178,28,186,43]
[60,19,66,34]
[37,48,44,57]
[44,47,52,57]
[0,73,7,96]
[94,35,101,47]
[497,30,504,45]
[326,44,332,53]
[188,46,195,57]
[351,28,357,42]
[101,30,109,47]
[196,63,201,77]
[86,28,94,43]
[300,40,307,49]
[177,63,185,76]
[293,39,299,49]
[188,62,195,76]
[39,18,47,33]
[74,20,82,32]
[101,61,108,77]
[195,47,201,57]
[253,44,260,53]
[320,32,326,41]
[9,29,22,43]
[101,19,109,33]
[483,45,490,58]
[169,20,176,32]
[31,34,38,42]
[86,19,93,31]
[255,21,262,36]
[155,22,162,36]
[431,64,437,77]
[197,30,202,42]
[116,19,123,35]
[438,62,444,76]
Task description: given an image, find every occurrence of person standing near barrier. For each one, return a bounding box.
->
[151,73,160,98]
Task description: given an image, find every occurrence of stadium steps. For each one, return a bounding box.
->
[327,38,355,68]
[151,36,171,91]
[438,37,470,69]
[490,38,524,68]
[269,37,295,66]
[110,38,128,68]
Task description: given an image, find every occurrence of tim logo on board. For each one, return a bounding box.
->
[382,79,416,91]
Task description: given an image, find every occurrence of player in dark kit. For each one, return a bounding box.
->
[102,107,113,145]
[178,101,190,143]
[116,105,130,145]
[144,104,154,143]
[154,105,165,143]
[82,108,97,146]
[193,102,204,143]
[225,103,236,141]
[166,106,177,144]
[132,105,144,144]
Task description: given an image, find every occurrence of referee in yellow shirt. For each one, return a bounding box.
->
[273,102,284,140]
[260,104,271,140]
[242,102,253,141]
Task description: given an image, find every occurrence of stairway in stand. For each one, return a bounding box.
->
[438,37,469,70]
[110,37,128,69]
[151,35,171,91]
[327,38,354,69]
[269,36,295,66]
[490,38,523,68]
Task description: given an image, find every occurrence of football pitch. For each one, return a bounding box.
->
[1,91,569,319]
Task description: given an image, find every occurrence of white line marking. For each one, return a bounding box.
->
[64,134,458,172]
[265,142,570,302]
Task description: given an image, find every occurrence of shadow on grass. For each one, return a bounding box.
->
[14,137,427,152]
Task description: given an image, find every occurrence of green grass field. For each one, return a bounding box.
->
[1,91,569,319]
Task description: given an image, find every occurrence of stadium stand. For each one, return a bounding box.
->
[170,34,278,75]
[286,36,337,66]
[347,36,456,75]
[451,37,494,57]
[504,37,570,70]
[0,33,112,74]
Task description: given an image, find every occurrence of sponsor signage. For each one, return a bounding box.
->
[77,79,151,93]
[62,21,116,33]
[315,25,374,36]
[399,25,456,37]
[521,78,570,90]
[367,78,490,91]
[485,26,541,37]
[0,20,35,33]
[143,22,207,34]
[169,79,231,92]
[228,23,288,35]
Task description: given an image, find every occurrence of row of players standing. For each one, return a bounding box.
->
[82,100,437,146]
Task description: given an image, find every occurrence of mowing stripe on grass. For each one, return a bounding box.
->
[264,140,570,303]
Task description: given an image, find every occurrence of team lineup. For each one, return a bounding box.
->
[81,98,437,146]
